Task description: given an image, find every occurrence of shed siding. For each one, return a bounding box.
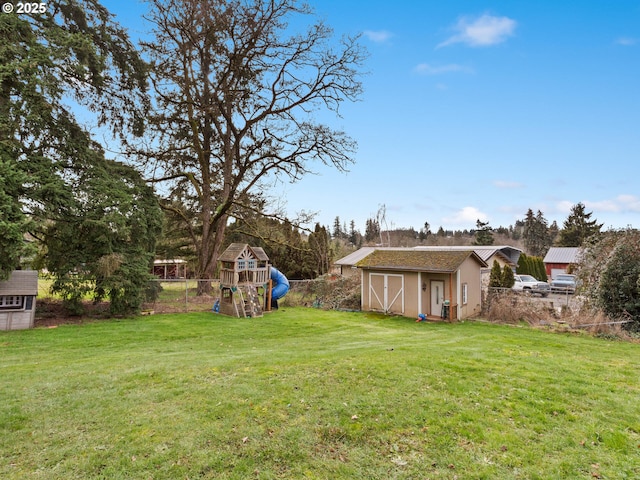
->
[0,271,37,330]
[459,256,483,318]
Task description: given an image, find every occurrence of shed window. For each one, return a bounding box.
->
[462,284,468,305]
[0,295,25,310]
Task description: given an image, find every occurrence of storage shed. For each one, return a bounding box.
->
[356,249,487,320]
[0,270,38,330]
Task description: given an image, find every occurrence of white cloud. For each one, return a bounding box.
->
[555,200,575,214]
[615,37,638,46]
[437,14,517,48]
[583,195,640,213]
[442,206,488,226]
[493,180,523,189]
[363,30,393,43]
[414,63,474,75]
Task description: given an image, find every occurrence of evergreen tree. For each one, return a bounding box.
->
[348,220,360,246]
[516,252,527,274]
[419,221,431,241]
[364,218,380,243]
[557,202,603,247]
[308,223,332,276]
[1,0,157,314]
[489,260,503,288]
[523,209,551,257]
[333,216,342,239]
[533,257,547,281]
[473,219,494,246]
[548,220,560,245]
[501,265,515,288]
[39,161,162,315]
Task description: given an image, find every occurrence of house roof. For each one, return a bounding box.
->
[356,249,487,272]
[543,247,582,264]
[219,243,270,262]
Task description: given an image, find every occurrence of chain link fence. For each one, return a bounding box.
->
[140,275,362,313]
[142,279,221,313]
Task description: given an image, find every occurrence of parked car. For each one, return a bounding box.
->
[512,274,550,297]
[550,274,578,293]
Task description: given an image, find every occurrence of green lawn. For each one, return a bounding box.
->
[1,308,639,479]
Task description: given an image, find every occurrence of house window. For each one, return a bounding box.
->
[237,259,246,270]
[462,284,468,305]
[0,295,25,310]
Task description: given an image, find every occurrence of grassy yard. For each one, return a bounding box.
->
[1,309,639,479]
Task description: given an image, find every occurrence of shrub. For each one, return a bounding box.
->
[501,264,515,288]
[489,260,503,288]
[577,228,640,331]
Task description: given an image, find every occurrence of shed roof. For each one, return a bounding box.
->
[335,245,520,267]
[0,270,38,296]
[414,245,521,265]
[356,249,486,272]
[154,259,187,265]
[543,247,582,264]
[219,243,270,262]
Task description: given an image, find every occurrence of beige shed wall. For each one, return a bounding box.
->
[458,256,483,318]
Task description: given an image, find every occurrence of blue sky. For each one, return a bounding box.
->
[104,1,640,233]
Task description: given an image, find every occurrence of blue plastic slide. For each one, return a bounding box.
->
[270,267,290,301]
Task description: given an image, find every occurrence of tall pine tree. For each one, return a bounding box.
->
[557,203,602,247]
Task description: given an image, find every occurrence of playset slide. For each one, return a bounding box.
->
[270,267,290,301]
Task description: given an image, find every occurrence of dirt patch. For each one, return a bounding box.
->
[35,299,112,327]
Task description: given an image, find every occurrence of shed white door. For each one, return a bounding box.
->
[431,280,444,317]
[369,273,404,314]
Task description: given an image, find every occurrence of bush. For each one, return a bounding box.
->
[577,228,640,331]
[287,274,361,310]
[597,241,640,330]
[489,260,503,288]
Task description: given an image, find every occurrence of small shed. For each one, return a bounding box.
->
[153,259,188,279]
[543,247,582,279]
[218,243,271,317]
[0,270,38,330]
[356,249,487,320]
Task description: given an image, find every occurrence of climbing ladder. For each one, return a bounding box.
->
[232,285,264,318]
[243,285,263,317]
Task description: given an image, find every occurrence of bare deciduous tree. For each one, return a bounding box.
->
[138,0,366,289]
